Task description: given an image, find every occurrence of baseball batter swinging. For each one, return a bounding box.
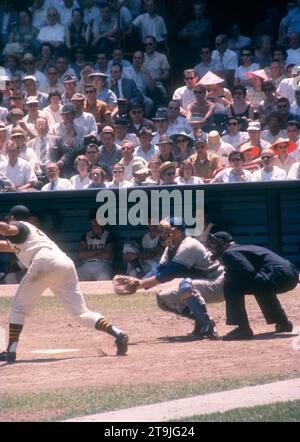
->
[0,205,128,363]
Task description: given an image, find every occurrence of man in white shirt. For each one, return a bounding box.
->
[143,35,170,98]
[37,7,65,49]
[252,149,286,181]
[27,117,51,173]
[221,117,248,149]
[10,127,38,171]
[31,0,48,29]
[134,126,159,161]
[286,32,300,66]
[277,65,300,104]
[71,93,98,137]
[0,141,37,191]
[167,99,194,136]
[173,69,198,112]
[131,0,168,50]
[21,52,48,91]
[56,0,79,26]
[41,162,72,191]
[212,33,238,90]
[207,130,234,166]
[83,0,101,26]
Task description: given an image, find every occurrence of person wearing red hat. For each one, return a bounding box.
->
[271,138,297,173]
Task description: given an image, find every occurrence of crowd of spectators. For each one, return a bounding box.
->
[1,0,300,196]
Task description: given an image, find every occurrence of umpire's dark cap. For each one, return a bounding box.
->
[209,231,233,242]
[9,205,31,221]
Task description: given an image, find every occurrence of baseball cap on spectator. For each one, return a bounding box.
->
[101,125,115,135]
[207,131,221,149]
[60,104,75,114]
[9,108,24,117]
[87,72,108,80]
[157,134,173,145]
[62,73,77,83]
[138,126,153,136]
[26,96,39,105]
[247,121,261,131]
[84,134,99,145]
[71,93,85,101]
[198,71,224,85]
[22,75,37,83]
[11,127,26,138]
[152,107,168,121]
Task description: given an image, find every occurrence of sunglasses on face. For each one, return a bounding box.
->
[231,157,242,162]
[194,90,205,94]
[262,155,273,160]
[185,77,195,81]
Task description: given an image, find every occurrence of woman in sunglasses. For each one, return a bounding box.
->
[227,85,254,131]
[186,84,215,132]
[171,132,194,164]
[211,150,253,183]
[258,80,278,127]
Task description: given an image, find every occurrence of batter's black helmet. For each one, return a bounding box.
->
[8,205,31,221]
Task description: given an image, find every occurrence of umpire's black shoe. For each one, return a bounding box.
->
[116,332,129,356]
[275,321,293,333]
[0,351,16,363]
[222,326,254,341]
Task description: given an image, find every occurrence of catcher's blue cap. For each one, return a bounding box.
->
[178,278,194,295]
[8,205,31,221]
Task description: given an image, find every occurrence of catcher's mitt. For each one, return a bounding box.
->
[112,275,139,295]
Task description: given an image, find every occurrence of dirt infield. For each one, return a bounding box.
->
[0,284,299,397]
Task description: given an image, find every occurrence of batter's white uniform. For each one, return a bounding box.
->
[7,221,103,327]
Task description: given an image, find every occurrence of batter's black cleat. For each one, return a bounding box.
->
[0,351,16,363]
[116,332,129,356]
[275,321,293,333]
[222,326,254,341]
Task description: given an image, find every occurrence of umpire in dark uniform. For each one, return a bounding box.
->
[207,232,299,340]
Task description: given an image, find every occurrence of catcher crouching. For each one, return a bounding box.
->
[113,217,224,339]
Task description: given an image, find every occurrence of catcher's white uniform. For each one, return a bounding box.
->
[7,221,103,326]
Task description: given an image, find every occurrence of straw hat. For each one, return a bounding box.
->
[207,130,221,149]
[170,131,194,147]
[239,142,261,159]
[198,71,224,85]
[271,138,297,154]
[158,161,177,175]
[246,69,268,81]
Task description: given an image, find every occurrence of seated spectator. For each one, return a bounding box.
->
[57,55,78,84]
[211,33,238,90]
[171,132,194,164]
[36,42,56,75]
[7,9,39,55]
[276,64,298,104]
[238,142,262,172]
[27,117,51,178]
[178,1,211,65]
[286,120,300,159]
[234,46,260,88]
[261,112,287,144]
[94,51,110,77]
[21,52,48,91]
[10,127,38,171]
[276,97,295,129]
[107,162,133,188]
[83,0,101,27]
[57,1,80,26]
[0,122,9,155]
[99,125,122,170]
[71,92,98,137]
[31,0,49,29]
[211,150,253,183]
[65,7,91,51]
[157,135,175,163]
[258,80,278,127]
[43,89,63,125]
[134,125,159,161]
[194,46,213,79]
[290,88,300,121]
[91,3,118,54]
[175,160,204,185]
[253,35,272,68]
[110,62,143,103]
[0,140,38,191]
[22,75,48,110]
[61,73,78,106]
[23,95,56,133]
[186,84,215,131]
[285,32,300,66]
[10,73,23,92]
[43,65,64,95]
[189,136,221,182]
[119,140,147,180]
[143,156,161,185]
[113,117,139,147]
[173,69,198,113]
[287,161,300,179]
[70,45,89,80]
[41,162,73,191]
[0,92,9,124]
[167,99,194,136]
[77,209,113,281]
[131,0,168,51]
[70,154,92,189]
[221,117,248,149]
[152,107,170,145]
[271,138,297,173]
[143,35,170,99]
[88,72,118,116]
[131,162,151,186]
[228,24,251,56]
[246,69,268,110]
[252,149,286,181]
[0,1,18,46]
[123,222,164,278]
[207,130,234,166]
[37,7,65,50]
[247,121,271,150]
[266,59,285,89]
[227,85,254,130]
[159,161,177,185]
[85,165,107,188]
[53,103,85,156]
[127,99,156,134]
[6,108,35,141]
[83,83,111,126]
